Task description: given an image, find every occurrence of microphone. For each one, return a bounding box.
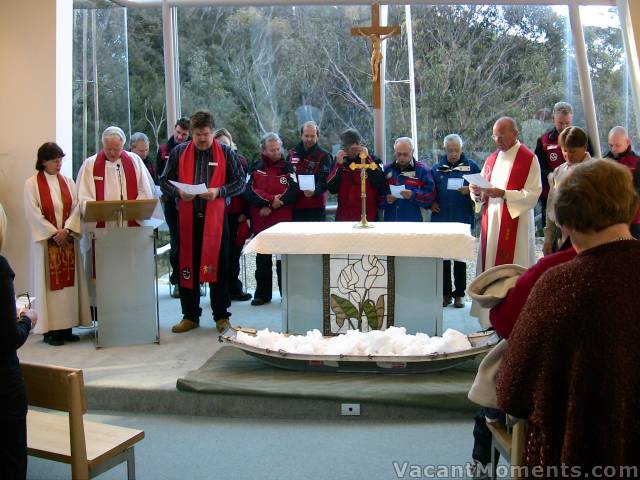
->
[116,163,124,201]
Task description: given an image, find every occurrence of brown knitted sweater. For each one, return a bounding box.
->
[497,240,640,471]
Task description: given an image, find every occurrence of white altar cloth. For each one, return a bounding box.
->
[243,222,476,261]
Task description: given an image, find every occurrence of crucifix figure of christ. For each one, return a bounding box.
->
[349,151,379,228]
[351,3,401,109]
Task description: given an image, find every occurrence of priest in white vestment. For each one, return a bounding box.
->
[24,142,91,345]
[469,117,542,326]
[76,126,156,305]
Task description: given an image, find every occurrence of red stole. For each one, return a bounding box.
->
[178,141,227,289]
[36,172,75,291]
[481,145,534,270]
[93,150,139,228]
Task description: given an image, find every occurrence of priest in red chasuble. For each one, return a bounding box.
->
[469,117,542,326]
[76,126,157,308]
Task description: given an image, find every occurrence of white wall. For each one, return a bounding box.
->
[0,0,72,292]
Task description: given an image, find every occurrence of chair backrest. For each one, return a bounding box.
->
[21,362,87,414]
[21,362,90,478]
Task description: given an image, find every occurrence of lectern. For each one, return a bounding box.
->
[85,199,159,348]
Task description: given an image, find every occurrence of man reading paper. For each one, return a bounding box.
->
[469,117,541,326]
[160,111,245,334]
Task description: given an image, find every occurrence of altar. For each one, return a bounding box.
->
[243,222,476,336]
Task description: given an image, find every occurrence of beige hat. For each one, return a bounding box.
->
[467,264,527,309]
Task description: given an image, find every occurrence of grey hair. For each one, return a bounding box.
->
[393,137,414,150]
[553,102,573,116]
[102,126,126,144]
[260,132,282,151]
[608,125,628,138]
[130,132,149,147]
[301,121,319,135]
[443,134,463,149]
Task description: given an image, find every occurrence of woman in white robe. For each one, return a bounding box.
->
[24,142,91,346]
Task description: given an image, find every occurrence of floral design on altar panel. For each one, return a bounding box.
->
[323,254,395,336]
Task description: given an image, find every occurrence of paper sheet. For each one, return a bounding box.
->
[462,174,492,189]
[389,184,406,198]
[16,296,35,311]
[298,174,316,192]
[169,180,209,195]
[447,178,464,190]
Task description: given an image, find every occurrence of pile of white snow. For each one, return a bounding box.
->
[235,326,471,356]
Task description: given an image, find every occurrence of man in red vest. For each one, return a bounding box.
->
[469,117,542,326]
[605,126,640,239]
[159,111,246,334]
[245,133,299,306]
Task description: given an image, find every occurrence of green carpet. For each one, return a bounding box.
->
[177,347,482,412]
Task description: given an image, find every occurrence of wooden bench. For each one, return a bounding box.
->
[21,363,145,479]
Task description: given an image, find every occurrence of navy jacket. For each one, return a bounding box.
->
[431,154,480,226]
[381,159,435,222]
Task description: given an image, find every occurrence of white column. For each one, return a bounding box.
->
[568,1,602,157]
[56,0,73,177]
[162,0,179,139]
[617,0,640,140]
[405,5,418,160]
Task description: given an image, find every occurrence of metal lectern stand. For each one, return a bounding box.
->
[84,199,160,348]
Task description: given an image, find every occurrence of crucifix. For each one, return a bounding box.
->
[351,3,401,109]
[349,151,379,229]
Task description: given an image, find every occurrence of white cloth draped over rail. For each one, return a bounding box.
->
[243,221,476,261]
[23,173,91,334]
[470,141,542,326]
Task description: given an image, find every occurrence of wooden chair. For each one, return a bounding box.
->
[486,416,527,480]
[21,362,145,479]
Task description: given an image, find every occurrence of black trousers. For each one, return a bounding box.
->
[472,407,506,466]
[292,207,325,222]
[443,260,466,297]
[255,254,281,301]
[226,213,245,296]
[163,200,180,285]
[179,213,231,323]
[1,372,28,480]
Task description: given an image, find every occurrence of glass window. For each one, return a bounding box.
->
[406,4,578,167]
[581,5,638,153]
[72,1,131,175]
[126,7,166,159]
[176,5,375,161]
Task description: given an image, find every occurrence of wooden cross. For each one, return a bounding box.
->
[349,152,379,228]
[351,3,401,109]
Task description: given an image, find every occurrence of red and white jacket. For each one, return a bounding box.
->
[244,155,299,234]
